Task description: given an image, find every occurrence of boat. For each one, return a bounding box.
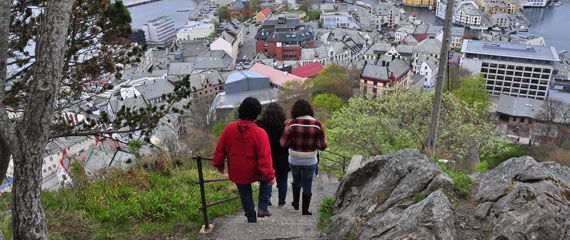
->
[409,13,417,22]
[400,8,405,14]
[176,9,190,12]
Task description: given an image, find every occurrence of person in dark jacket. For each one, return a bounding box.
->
[280,99,327,215]
[256,103,290,208]
[213,97,275,223]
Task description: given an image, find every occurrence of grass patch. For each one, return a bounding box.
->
[452,171,475,198]
[475,160,488,172]
[317,197,335,231]
[482,143,527,169]
[0,162,241,239]
[413,193,428,203]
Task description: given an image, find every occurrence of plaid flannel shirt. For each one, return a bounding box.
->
[280,115,327,157]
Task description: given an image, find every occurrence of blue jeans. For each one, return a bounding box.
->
[275,172,288,205]
[290,164,316,195]
[236,179,272,223]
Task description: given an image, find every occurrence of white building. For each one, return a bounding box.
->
[460,40,560,100]
[142,16,176,46]
[418,57,439,88]
[455,4,482,26]
[371,3,400,29]
[210,31,240,62]
[436,27,465,48]
[320,12,360,29]
[521,0,548,7]
[176,20,215,42]
[395,25,416,41]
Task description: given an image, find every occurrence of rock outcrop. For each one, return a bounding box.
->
[328,149,570,240]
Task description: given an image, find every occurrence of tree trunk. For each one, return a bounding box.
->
[426,0,454,156]
[11,0,74,239]
[0,0,12,186]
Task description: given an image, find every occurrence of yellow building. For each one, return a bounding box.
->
[401,0,435,8]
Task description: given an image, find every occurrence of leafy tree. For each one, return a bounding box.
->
[313,93,343,111]
[309,63,354,101]
[326,88,504,166]
[218,6,229,22]
[0,0,195,237]
[445,62,472,91]
[452,74,492,112]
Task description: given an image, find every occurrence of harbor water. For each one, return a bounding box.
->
[125,0,197,29]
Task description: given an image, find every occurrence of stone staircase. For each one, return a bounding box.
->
[199,171,340,240]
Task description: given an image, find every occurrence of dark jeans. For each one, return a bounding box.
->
[290,164,316,195]
[236,179,272,223]
[275,172,288,205]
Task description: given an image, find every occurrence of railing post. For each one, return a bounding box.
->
[196,155,213,233]
[342,156,347,173]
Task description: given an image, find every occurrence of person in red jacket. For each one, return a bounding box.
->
[213,97,275,223]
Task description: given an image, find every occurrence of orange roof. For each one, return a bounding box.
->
[248,63,306,87]
[261,8,271,16]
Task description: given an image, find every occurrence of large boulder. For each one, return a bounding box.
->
[328,149,455,239]
[475,156,570,240]
[328,149,570,240]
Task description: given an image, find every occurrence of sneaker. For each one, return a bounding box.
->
[278,204,285,208]
[257,210,272,218]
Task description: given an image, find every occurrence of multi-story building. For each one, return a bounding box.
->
[485,0,518,18]
[456,4,482,26]
[320,12,360,29]
[401,0,436,8]
[460,40,560,100]
[142,16,176,46]
[490,13,511,28]
[371,3,400,29]
[522,0,548,7]
[436,26,465,48]
[360,57,412,97]
[395,25,416,41]
[175,20,215,42]
[255,16,314,61]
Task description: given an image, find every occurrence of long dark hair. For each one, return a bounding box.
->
[259,102,286,126]
[290,99,314,119]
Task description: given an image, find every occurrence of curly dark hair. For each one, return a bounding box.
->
[238,97,262,121]
[290,99,314,119]
[259,102,286,126]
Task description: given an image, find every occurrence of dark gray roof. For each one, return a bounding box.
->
[415,38,442,55]
[366,42,391,55]
[189,70,225,91]
[426,26,443,37]
[414,24,429,35]
[451,27,465,37]
[497,94,542,118]
[361,59,410,82]
[266,29,313,42]
[262,18,303,30]
[220,31,236,44]
[195,50,233,70]
[135,78,175,101]
[461,40,560,62]
[372,3,399,16]
[228,0,248,10]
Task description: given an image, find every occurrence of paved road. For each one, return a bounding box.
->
[239,23,260,62]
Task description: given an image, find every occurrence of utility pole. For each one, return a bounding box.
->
[426,0,455,156]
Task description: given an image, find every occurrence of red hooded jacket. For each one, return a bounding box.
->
[212,120,275,184]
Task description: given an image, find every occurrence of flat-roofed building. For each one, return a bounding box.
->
[460,40,560,100]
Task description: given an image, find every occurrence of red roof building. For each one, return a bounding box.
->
[248,63,306,87]
[292,62,324,78]
[261,8,271,16]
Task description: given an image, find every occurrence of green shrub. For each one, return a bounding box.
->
[451,171,474,198]
[475,161,488,172]
[318,197,335,231]
[483,143,527,169]
[413,193,428,203]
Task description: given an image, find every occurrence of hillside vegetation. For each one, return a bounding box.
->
[0,160,241,239]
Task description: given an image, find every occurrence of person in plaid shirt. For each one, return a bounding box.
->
[280,99,327,215]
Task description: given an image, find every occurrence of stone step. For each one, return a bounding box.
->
[200,222,324,240]
[328,172,339,183]
[318,171,330,184]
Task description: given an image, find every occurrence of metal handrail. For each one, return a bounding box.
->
[194,155,257,233]
[319,150,351,173]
